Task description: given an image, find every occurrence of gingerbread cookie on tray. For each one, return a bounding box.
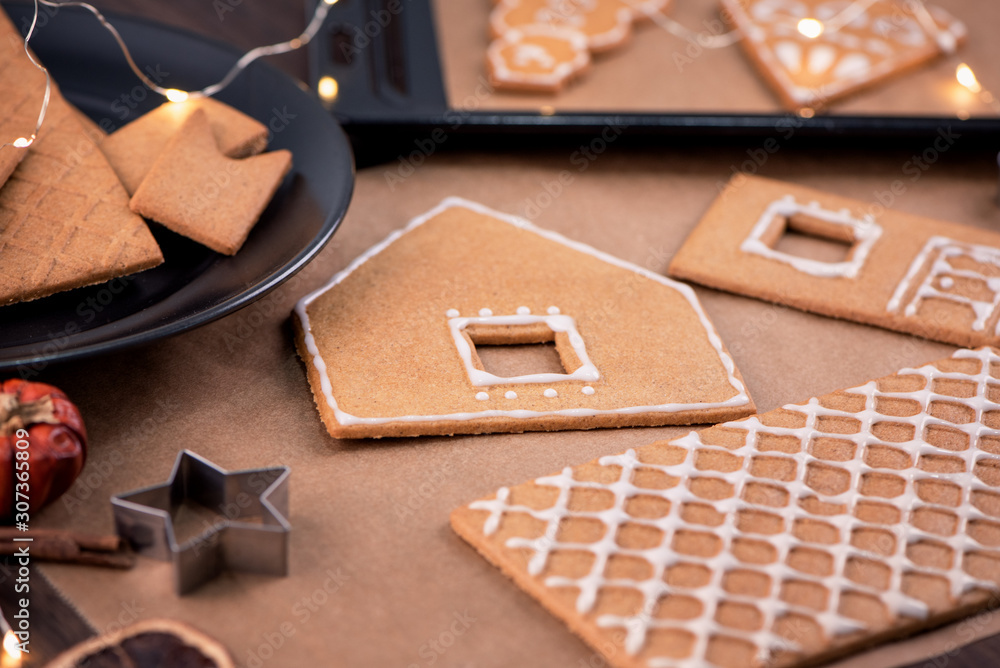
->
[487,25,592,93]
[669,175,1000,349]
[294,198,753,439]
[490,0,634,53]
[453,346,1000,668]
[722,0,967,110]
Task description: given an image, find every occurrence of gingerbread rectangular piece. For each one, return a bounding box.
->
[294,198,753,439]
[452,346,1000,668]
[669,175,1000,349]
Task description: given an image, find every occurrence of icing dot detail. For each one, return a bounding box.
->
[475,392,489,401]
[516,306,531,315]
[505,391,518,399]
[479,308,493,317]
[940,277,955,289]
[446,308,460,318]
[544,388,558,398]
[547,306,560,315]
[582,386,595,395]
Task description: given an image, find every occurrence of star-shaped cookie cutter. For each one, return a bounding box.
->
[111,450,291,594]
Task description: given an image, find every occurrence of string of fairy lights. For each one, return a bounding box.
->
[2,0,339,152]
[0,0,996,154]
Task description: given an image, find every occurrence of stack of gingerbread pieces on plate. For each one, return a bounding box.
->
[0,8,292,310]
[0,11,162,308]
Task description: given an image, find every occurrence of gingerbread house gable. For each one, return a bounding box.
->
[295,198,754,438]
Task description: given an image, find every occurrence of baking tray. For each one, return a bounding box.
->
[309,0,1000,146]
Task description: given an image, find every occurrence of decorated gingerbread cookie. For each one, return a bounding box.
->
[294,198,754,439]
[722,0,967,110]
[490,0,634,53]
[669,175,1000,349]
[487,26,592,93]
[453,346,1000,668]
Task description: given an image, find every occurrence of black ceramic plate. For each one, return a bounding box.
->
[0,3,354,372]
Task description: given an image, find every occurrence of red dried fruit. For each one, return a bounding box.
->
[0,379,87,521]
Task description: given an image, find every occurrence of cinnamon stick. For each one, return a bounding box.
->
[0,528,134,568]
[0,527,121,552]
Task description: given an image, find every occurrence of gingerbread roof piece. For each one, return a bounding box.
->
[294,198,753,439]
[453,346,1000,668]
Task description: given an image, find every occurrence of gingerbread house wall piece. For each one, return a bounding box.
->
[669,175,1000,349]
[294,198,754,438]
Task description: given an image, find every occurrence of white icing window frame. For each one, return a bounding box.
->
[740,195,883,279]
[886,235,1000,334]
[448,314,600,387]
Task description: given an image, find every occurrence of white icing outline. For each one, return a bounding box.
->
[723,0,967,106]
[449,313,600,386]
[740,195,882,278]
[887,236,1000,333]
[490,0,633,52]
[294,197,750,428]
[471,347,1000,665]
[487,25,590,89]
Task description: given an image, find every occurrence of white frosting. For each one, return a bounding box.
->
[479,308,493,317]
[740,195,882,278]
[887,236,1000,334]
[582,386,596,395]
[476,392,489,401]
[544,388,558,398]
[724,0,967,107]
[505,391,518,399]
[491,0,634,52]
[294,197,750,428]
[449,313,600,386]
[471,347,1000,666]
[806,44,837,75]
[446,308,460,318]
[486,25,590,89]
[517,306,531,315]
[547,306,561,314]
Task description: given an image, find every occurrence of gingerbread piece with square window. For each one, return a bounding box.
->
[669,175,1000,348]
[293,197,753,439]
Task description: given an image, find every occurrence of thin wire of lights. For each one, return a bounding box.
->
[2,0,336,150]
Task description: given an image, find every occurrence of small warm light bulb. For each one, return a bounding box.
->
[797,18,824,39]
[12,137,30,148]
[956,64,982,93]
[323,0,338,5]
[165,88,189,103]
[3,630,21,662]
[317,76,339,102]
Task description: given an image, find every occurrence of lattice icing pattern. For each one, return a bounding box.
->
[453,347,1000,668]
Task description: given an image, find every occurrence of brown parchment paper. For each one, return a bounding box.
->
[434,0,1000,117]
[35,143,1000,667]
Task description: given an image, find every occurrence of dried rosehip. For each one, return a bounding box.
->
[0,379,87,521]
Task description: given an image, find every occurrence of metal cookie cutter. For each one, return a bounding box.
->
[111,450,291,595]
